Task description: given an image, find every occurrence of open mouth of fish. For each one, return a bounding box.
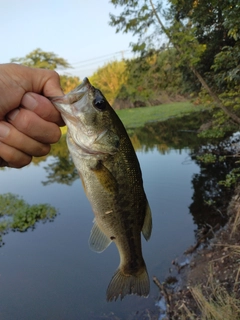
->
[49,79,117,156]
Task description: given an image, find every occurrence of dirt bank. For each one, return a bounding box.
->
[155,184,240,319]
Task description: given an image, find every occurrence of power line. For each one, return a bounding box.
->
[58,50,134,73]
[69,50,131,66]
[72,52,133,70]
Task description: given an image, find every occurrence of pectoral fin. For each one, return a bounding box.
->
[142,202,152,241]
[89,219,112,253]
[91,161,118,194]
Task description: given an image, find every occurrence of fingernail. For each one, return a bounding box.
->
[21,93,38,110]
[0,123,10,138]
[7,108,19,121]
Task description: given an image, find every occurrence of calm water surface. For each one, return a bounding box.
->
[0,124,220,319]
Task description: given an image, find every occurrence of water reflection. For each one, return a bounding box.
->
[127,113,235,234]
[43,110,234,233]
[128,110,212,153]
[0,111,237,319]
[43,137,78,186]
[42,111,212,186]
[190,153,235,228]
[0,193,57,246]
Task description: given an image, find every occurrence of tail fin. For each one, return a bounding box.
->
[106,267,150,301]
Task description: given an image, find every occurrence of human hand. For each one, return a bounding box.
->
[0,63,65,168]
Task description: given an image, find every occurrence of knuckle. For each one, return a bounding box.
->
[18,111,33,133]
[51,127,62,143]
[11,156,32,169]
[34,144,51,157]
[3,149,32,169]
[49,70,60,82]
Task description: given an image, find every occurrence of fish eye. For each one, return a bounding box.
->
[93,97,107,111]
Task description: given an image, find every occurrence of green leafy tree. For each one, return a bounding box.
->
[11,48,71,70]
[167,0,240,130]
[116,47,184,105]
[11,48,80,93]
[109,0,240,125]
[168,0,239,87]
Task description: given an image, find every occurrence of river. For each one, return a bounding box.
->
[0,118,233,319]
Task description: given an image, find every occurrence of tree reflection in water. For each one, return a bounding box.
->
[38,133,78,186]
[128,111,237,234]
[42,110,237,235]
[0,193,57,246]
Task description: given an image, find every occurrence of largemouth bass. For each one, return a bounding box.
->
[50,78,152,301]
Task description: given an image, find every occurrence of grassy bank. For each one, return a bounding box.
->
[116,101,205,129]
[60,101,206,134]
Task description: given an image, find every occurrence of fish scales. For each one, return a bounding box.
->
[50,78,152,301]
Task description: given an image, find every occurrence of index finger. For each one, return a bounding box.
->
[20,92,65,126]
[0,64,64,119]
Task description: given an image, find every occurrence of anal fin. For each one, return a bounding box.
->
[89,220,111,253]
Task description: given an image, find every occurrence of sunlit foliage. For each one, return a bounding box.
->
[89,60,127,104]
[11,48,71,70]
[60,75,80,94]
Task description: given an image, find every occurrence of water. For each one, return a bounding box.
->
[0,121,231,319]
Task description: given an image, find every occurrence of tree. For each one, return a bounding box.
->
[60,75,80,94]
[11,48,80,93]
[115,48,183,106]
[168,0,239,88]
[167,0,240,132]
[109,0,240,125]
[11,48,71,70]
[109,0,162,53]
[89,60,127,104]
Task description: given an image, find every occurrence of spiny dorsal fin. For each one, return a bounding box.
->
[89,220,112,253]
[142,202,152,241]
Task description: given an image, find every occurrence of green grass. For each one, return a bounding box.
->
[116,101,206,128]
[60,101,206,134]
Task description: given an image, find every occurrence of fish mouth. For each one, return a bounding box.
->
[49,77,93,128]
[67,77,92,103]
[49,77,91,107]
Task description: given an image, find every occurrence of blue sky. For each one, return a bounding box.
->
[1,0,137,79]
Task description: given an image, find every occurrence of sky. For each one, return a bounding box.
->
[1,0,138,79]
